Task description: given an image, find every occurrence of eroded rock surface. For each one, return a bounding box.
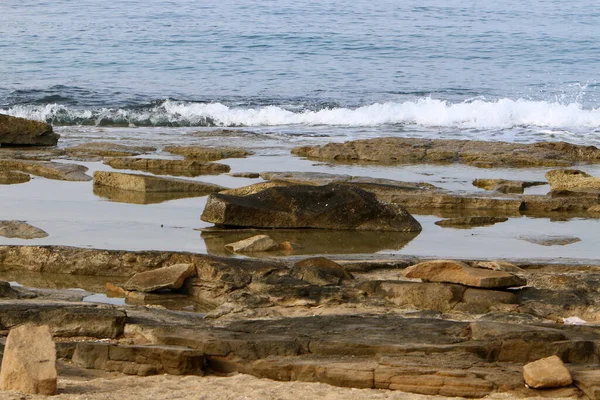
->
[0,114,59,146]
[164,145,252,160]
[201,183,422,232]
[94,171,226,193]
[0,324,57,395]
[292,137,600,167]
[546,169,600,192]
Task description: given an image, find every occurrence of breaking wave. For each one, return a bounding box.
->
[2,98,600,129]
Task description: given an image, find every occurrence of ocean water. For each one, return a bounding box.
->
[1,0,600,144]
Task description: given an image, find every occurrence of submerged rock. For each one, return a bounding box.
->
[104,157,231,176]
[434,216,508,228]
[519,235,581,246]
[94,171,227,193]
[164,145,252,160]
[403,260,526,288]
[0,324,57,395]
[0,170,30,185]
[201,183,422,232]
[0,114,59,146]
[293,137,600,167]
[0,221,48,239]
[523,355,572,389]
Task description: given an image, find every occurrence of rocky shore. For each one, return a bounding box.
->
[2,117,600,399]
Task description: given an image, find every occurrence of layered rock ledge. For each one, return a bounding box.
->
[0,114,59,146]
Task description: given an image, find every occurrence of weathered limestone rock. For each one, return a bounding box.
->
[93,171,226,193]
[0,170,30,185]
[589,204,600,214]
[290,257,354,286]
[0,114,59,146]
[230,172,260,178]
[434,216,508,228]
[519,235,581,246]
[224,235,280,253]
[546,169,600,191]
[523,355,572,389]
[65,142,156,161]
[473,178,546,194]
[0,324,57,395]
[403,260,526,288]
[164,145,252,160]
[104,157,230,176]
[0,159,91,181]
[572,370,600,400]
[201,184,422,232]
[292,138,600,167]
[0,221,48,239]
[72,342,205,376]
[122,264,196,292]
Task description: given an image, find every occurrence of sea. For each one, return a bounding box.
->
[1,0,599,146]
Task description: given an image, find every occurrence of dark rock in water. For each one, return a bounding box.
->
[519,235,581,246]
[201,183,422,232]
[290,257,354,286]
[0,114,59,146]
[435,216,508,228]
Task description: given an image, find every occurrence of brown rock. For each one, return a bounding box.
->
[230,172,260,178]
[0,170,30,185]
[523,355,572,389]
[0,159,91,181]
[290,257,354,286]
[292,138,600,167]
[104,157,230,176]
[403,260,527,288]
[546,169,600,191]
[588,205,600,214]
[93,171,227,193]
[572,370,600,400]
[122,264,197,292]
[0,114,59,146]
[473,178,546,194]
[65,142,156,160]
[201,183,422,232]
[224,235,280,253]
[0,323,57,395]
[0,221,48,239]
[476,261,525,274]
[164,145,252,160]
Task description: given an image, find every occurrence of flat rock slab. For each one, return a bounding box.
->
[523,355,572,389]
[0,114,59,146]
[292,138,600,167]
[0,170,30,185]
[403,260,526,288]
[65,142,156,160]
[225,234,280,253]
[201,183,422,232]
[0,220,48,239]
[546,169,600,191]
[122,263,196,293]
[519,235,581,246]
[0,159,91,181]
[473,178,546,194]
[434,216,508,228]
[104,157,231,176]
[93,171,227,193]
[0,324,57,395]
[164,145,252,160]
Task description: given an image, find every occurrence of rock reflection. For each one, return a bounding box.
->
[93,185,205,204]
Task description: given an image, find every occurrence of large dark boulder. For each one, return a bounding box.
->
[201,184,422,232]
[0,114,59,146]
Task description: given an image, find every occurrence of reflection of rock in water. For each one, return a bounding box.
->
[200,229,420,256]
[0,269,125,293]
[93,185,205,204]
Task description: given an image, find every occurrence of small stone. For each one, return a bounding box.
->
[122,264,196,292]
[0,221,48,239]
[290,257,354,286]
[225,234,280,253]
[523,355,572,389]
[0,324,57,395]
[403,260,526,288]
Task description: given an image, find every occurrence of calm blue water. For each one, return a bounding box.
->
[1,0,599,142]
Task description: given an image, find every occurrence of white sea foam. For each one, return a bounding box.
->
[2,98,600,129]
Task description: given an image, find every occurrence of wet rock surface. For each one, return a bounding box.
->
[164,145,252,160]
[65,142,157,161]
[201,183,422,232]
[0,113,59,146]
[0,159,91,181]
[0,170,30,185]
[292,137,600,167]
[473,178,546,194]
[94,171,227,194]
[104,157,231,176]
